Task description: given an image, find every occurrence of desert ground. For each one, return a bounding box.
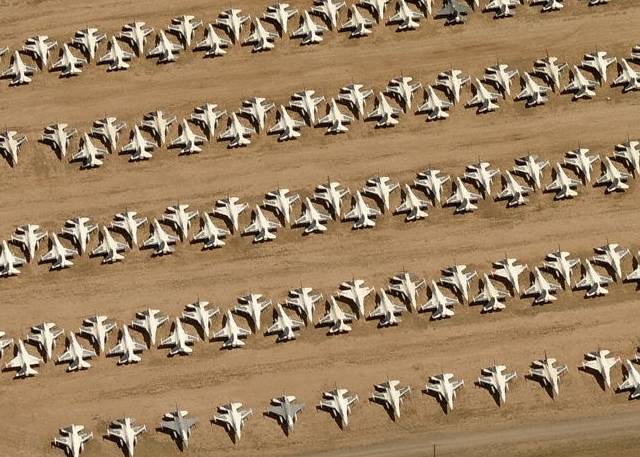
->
[1,0,639,456]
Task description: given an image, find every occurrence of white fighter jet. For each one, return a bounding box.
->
[41,123,77,159]
[492,257,528,296]
[214,197,248,232]
[533,54,567,91]
[98,37,134,71]
[370,380,410,421]
[26,322,63,362]
[22,35,57,68]
[447,177,481,213]
[91,226,127,263]
[395,185,428,221]
[592,243,629,281]
[545,164,581,200]
[161,318,197,356]
[612,58,640,92]
[120,22,154,56]
[57,332,96,371]
[162,204,198,240]
[213,310,251,348]
[614,139,640,174]
[338,83,373,118]
[213,403,252,443]
[528,354,568,398]
[216,9,251,44]
[41,234,77,270]
[312,0,346,30]
[425,373,464,413]
[496,171,532,207]
[440,264,477,302]
[338,278,373,317]
[220,113,255,148]
[363,175,399,211]
[618,360,640,400]
[160,410,198,451]
[289,90,324,126]
[193,213,230,249]
[388,0,423,31]
[243,206,280,242]
[1,51,34,85]
[368,289,405,327]
[5,339,42,378]
[234,293,272,331]
[359,0,390,22]
[484,63,518,96]
[564,65,597,100]
[477,365,516,406]
[195,24,231,57]
[581,50,616,84]
[341,5,374,37]
[0,240,25,276]
[168,15,202,48]
[142,110,176,146]
[473,274,509,312]
[292,11,328,45]
[72,28,105,61]
[436,69,470,104]
[269,105,304,141]
[142,219,179,256]
[62,217,97,255]
[416,86,453,121]
[267,304,305,342]
[181,301,219,340]
[169,120,206,155]
[513,154,549,189]
[483,0,520,18]
[0,130,26,167]
[564,147,599,184]
[122,126,155,161]
[524,267,560,305]
[191,104,226,140]
[80,315,116,354]
[464,162,500,196]
[244,19,278,52]
[266,396,304,435]
[107,326,146,365]
[420,281,457,319]
[111,211,147,247]
[596,157,631,193]
[367,92,401,128]
[72,133,106,169]
[91,117,126,154]
[466,79,500,113]
[516,72,550,107]
[319,389,358,428]
[147,31,181,63]
[318,297,357,334]
[389,271,425,312]
[435,0,471,26]
[51,44,86,77]
[530,0,564,12]
[286,287,322,325]
[53,425,93,457]
[131,308,169,347]
[263,3,298,35]
[575,259,612,298]
[343,191,381,229]
[106,418,146,457]
[320,98,354,133]
[543,250,580,289]
[295,197,331,234]
[414,169,450,205]
[12,224,47,262]
[582,349,619,389]
[386,76,421,111]
[314,180,350,219]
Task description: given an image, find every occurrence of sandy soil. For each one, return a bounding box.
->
[0,0,639,456]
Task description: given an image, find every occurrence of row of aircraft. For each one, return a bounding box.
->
[50,353,640,456]
[2,48,638,167]
[1,242,638,378]
[0,0,620,87]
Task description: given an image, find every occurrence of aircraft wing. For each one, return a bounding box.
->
[213,326,230,340]
[108,342,124,355]
[235,326,251,337]
[293,402,304,415]
[160,333,177,347]
[319,398,337,410]
[57,349,73,363]
[397,386,410,398]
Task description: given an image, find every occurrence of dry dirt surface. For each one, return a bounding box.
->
[1,0,640,456]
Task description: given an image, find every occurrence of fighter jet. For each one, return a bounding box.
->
[319,388,358,428]
[41,123,77,159]
[581,50,616,84]
[12,224,47,262]
[473,274,509,312]
[363,175,399,211]
[131,308,169,347]
[338,83,373,118]
[181,301,219,341]
[386,76,421,112]
[491,257,528,296]
[338,278,373,317]
[22,35,57,68]
[446,177,482,213]
[545,164,581,200]
[618,360,640,400]
[41,234,77,270]
[435,0,471,25]
[0,130,26,166]
[564,65,597,100]
[320,98,354,133]
[425,373,463,413]
[614,138,640,175]
[564,147,599,184]
[1,51,34,85]
[477,365,516,406]
[613,58,640,92]
[106,417,146,457]
[318,296,357,334]
[266,395,304,435]
[91,226,127,263]
[295,197,331,234]
[243,206,280,242]
[388,0,424,31]
[141,110,176,146]
[120,22,154,57]
[529,0,564,12]
[61,217,97,255]
[394,185,428,221]
[72,133,106,168]
[244,18,278,52]
[436,69,470,104]
[122,126,155,161]
[98,36,134,71]
[389,271,425,312]
[190,103,226,140]
[169,120,206,155]
[80,315,116,354]
[214,197,248,232]
[0,240,25,276]
[234,293,272,331]
[367,92,401,128]
[414,169,450,205]
[592,243,629,281]
[516,72,550,107]
[72,28,105,61]
[312,0,346,30]
[484,63,518,96]
[193,213,230,249]
[146,31,181,63]
[143,219,179,255]
[343,191,381,228]
[496,171,532,207]
[528,354,568,398]
[269,105,304,141]
[91,118,125,153]
[284,287,321,325]
[440,264,477,302]
[213,310,251,348]
[267,304,305,342]
[220,113,255,148]
[582,349,619,389]
[341,5,374,37]
[216,9,251,44]
[483,0,520,18]
[162,204,198,241]
[370,380,410,421]
[524,267,561,305]
[359,0,390,22]
[57,332,96,371]
[160,410,198,451]
[420,281,457,319]
[213,403,252,443]
[263,3,298,35]
[195,24,232,57]
[292,11,328,45]
[168,15,202,48]
[26,322,63,362]
[161,318,197,356]
[111,211,147,248]
[289,90,324,126]
[107,326,146,365]
[5,339,42,378]
[416,86,453,121]
[314,180,350,219]
[513,154,549,189]
[466,79,500,113]
[596,157,631,193]
[51,44,86,77]
[575,259,612,298]
[53,425,93,457]
[543,250,579,289]
[368,289,405,327]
